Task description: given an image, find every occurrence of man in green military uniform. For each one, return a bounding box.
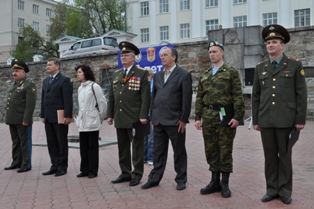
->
[4,59,37,173]
[252,24,307,204]
[195,40,245,198]
[107,41,150,187]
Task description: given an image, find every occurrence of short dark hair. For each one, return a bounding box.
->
[48,58,61,67]
[75,64,95,82]
[169,47,178,63]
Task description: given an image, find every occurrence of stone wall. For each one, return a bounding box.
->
[0,26,314,121]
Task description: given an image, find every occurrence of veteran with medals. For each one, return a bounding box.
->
[4,59,37,173]
[252,24,307,204]
[107,41,150,187]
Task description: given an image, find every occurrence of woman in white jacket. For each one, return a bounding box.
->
[75,65,107,179]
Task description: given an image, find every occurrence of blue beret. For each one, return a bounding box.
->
[208,40,224,51]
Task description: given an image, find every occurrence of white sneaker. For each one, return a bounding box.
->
[148,162,153,165]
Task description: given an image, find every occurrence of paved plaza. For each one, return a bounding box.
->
[0,120,313,209]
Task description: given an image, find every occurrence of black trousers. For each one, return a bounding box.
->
[45,121,69,171]
[260,127,293,197]
[148,124,187,184]
[79,131,99,175]
[9,124,32,169]
[116,128,144,180]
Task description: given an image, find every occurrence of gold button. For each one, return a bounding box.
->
[272,102,275,105]
[7,108,9,109]
[272,86,275,89]
[7,102,9,104]
[120,92,122,94]
[10,93,11,95]
[122,84,124,86]
[120,109,122,111]
[286,74,288,77]
[120,100,122,103]
[273,78,276,81]
[272,94,275,97]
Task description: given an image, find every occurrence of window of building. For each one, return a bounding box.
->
[205,19,219,32]
[46,25,50,34]
[33,4,39,14]
[46,8,52,17]
[141,1,149,16]
[18,18,25,27]
[141,28,149,42]
[33,22,39,31]
[160,26,169,41]
[295,9,310,27]
[234,0,247,4]
[180,23,190,39]
[262,12,277,26]
[233,16,247,27]
[205,0,218,8]
[18,0,24,10]
[160,0,169,13]
[180,0,190,11]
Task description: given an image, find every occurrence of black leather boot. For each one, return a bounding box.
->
[200,172,221,195]
[221,172,231,198]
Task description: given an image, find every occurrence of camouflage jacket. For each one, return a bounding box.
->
[195,63,245,121]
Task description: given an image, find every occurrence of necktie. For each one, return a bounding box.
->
[124,68,128,77]
[49,76,53,85]
[271,61,277,70]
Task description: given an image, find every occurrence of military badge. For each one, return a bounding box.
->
[262,72,267,75]
[269,26,275,30]
[32,88,36,93]
[300,69,305,76]
[269,32,275,37]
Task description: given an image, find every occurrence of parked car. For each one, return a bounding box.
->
[61,36,119,58]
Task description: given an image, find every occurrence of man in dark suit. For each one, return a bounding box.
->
[107,41,150,187]
[4,59,36,173]
[252,24,307,204]
[141,47,193,191]
[41,58,73,177]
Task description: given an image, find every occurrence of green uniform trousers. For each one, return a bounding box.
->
[9,124,32,169]
[260,127,293,197]
[202,122,236,173]
[116,128,144,180]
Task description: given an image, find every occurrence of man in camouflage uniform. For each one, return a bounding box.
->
[4,59,37,173]
[252,24,307,204]
[195,40,245,198]
[107,41,150,187]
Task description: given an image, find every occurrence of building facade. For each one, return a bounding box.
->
[126,0,314,47]
[0,0,57,62]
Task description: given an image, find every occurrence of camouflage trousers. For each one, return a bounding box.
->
[201,120,236,173]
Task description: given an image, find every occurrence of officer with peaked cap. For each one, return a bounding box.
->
[107,41,150,187]
[4,59,37,173]
[194,40,245,198]
[252,24,307,204]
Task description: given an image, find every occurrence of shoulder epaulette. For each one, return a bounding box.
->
[257,60,267,65]
[288,56,300,61]
[137,66,145,70]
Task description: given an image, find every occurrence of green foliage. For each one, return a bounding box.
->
[74,0,128,36]
[50,0,93,40]
[12,25,59,61]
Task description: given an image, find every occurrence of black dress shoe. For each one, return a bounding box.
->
[77,173,88,178]
[42,169,58,175]
[17,167,31,173]
[4,165,19,170]
[88,173,97,179]
[262,194,277,202]
[281,196,292,204]
[141,181,159,189]
[177,183,186,190]
[111,177,132,183]
[129,179,140,186]
[55,170,67,177]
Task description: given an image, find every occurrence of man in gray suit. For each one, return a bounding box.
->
[141,47,192,191]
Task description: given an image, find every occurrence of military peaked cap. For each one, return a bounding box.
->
[208,40,224,51]
[119,41,140,55]
[11,58,29,73]
[262,24,290,44]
